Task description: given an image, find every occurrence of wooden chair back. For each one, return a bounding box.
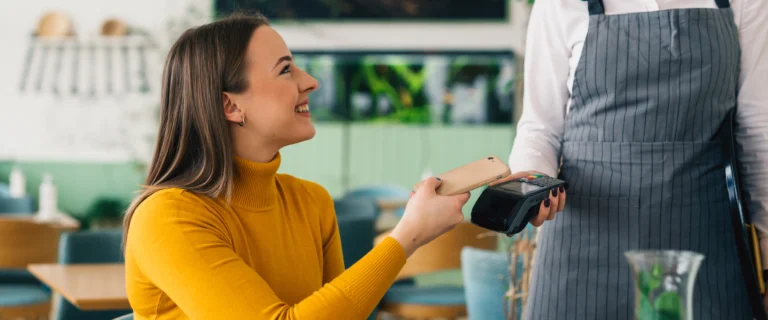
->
[376,222,497,280]
[0,219,59,268]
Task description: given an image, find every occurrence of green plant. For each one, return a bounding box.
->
[635,263,682,320]
[81,197,128,229]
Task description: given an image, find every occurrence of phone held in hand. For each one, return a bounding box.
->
[471,173,568,236]
[413,156,511,196]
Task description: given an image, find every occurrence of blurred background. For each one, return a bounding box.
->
[0,1,537,319]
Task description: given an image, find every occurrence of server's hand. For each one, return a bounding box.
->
[489,171,566,227]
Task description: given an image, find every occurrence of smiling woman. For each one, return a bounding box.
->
[121,12,472,320]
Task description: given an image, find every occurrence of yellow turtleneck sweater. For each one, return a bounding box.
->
[125,153,406,319]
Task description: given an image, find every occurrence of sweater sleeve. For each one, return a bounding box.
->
[127,193,405,320]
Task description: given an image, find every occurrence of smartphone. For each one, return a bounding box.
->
[414,156,511,196]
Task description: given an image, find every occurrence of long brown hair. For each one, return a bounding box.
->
[122,13,270,248]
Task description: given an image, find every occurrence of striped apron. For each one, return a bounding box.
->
[523,0,752,318]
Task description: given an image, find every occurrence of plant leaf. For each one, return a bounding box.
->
[654,291,681,319]
[638,271,662,296]
[637,294,660,320]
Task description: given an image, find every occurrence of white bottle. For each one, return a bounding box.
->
[9,166,25,198]
[38,173,58,220]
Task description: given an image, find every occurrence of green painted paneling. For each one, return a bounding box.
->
[0,162,144,218]
[279,124,347,195]
[0,124,514,217]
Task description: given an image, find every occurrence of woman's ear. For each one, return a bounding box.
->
[222,93,244,125]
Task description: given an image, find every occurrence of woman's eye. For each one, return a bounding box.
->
[280,64,291,75]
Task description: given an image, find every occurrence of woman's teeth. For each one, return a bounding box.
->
[295,104,309,113]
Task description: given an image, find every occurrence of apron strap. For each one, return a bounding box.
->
[587,0,605,15]
[714,0,730,8]
[588,0,728,14]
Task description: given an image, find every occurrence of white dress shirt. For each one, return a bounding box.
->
[509,0,768,262]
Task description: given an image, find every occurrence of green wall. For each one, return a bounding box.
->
[1,124,514,218]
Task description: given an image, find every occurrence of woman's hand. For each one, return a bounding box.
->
[490,171,566,227]
[389,177,470,257]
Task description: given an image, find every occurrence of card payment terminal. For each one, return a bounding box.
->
[471,174,568,235]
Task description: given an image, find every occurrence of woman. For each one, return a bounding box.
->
[499,0,768,318]
[122,14,472,319]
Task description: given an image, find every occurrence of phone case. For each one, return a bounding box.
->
[414,156,511,196]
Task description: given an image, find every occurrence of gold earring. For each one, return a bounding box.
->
[238,114,246,127]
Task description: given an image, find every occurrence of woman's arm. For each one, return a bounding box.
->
[508,0,571,177]
[733,0,768,267]
[127,196,405,320]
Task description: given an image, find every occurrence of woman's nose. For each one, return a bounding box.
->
[298,68,319,93]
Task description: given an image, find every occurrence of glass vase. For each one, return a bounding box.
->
[625,250,705,320]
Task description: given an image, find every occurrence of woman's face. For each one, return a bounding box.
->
[224,26,319,155]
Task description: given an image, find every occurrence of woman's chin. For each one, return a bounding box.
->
[288,125,316,145]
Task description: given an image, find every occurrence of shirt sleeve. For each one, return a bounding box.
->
[508,0,571,177]
[127,195,405,320]
[732,0,768,268]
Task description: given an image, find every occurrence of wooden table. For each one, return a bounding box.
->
[376,199,409,212]
[375,199,408,232]
[28,263,129,311]
[0,212,80,231]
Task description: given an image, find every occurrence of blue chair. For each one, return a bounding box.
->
[113,313,133,320]
[0,220,59,319]
[0,183,10,198]
[0,195,48,285]
[0,284,51,318]
[336,213,376,269]
[343,185,410,217]
[333,197,377,219]
[55,229,131,320]
[0,196,35,214]
[334,200,378,320]
[378,222,497,319]
[461,247,510,320]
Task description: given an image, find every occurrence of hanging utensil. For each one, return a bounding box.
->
[51,43,65,97]
[18,34,36,92]
[34,42,50,93]
[31,12,72,94]
[122,44,131,93]
[88,43,97,98]
[101,18,127,96]
[105,42,113,94]
[137,44,150,93]
[101,18,128,96]
[70,43,80,95]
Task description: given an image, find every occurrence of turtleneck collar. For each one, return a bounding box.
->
[230,152,281,210]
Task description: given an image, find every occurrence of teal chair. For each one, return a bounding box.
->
[0,196,47,284]
[0,219,59,319]
[0,196,35,214]
[55,229,131,320]
[0,183,10,198]
[461,247,510,320]
[0,284,51,319]
[333,197,377,219]
[113,313,133,320]
[343,185,410,217]
[336,213,375,269]
[378,222,497,319]
[334,198,378,319]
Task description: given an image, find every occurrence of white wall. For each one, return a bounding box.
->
[0,0,203,162]
[0,0,529,163]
